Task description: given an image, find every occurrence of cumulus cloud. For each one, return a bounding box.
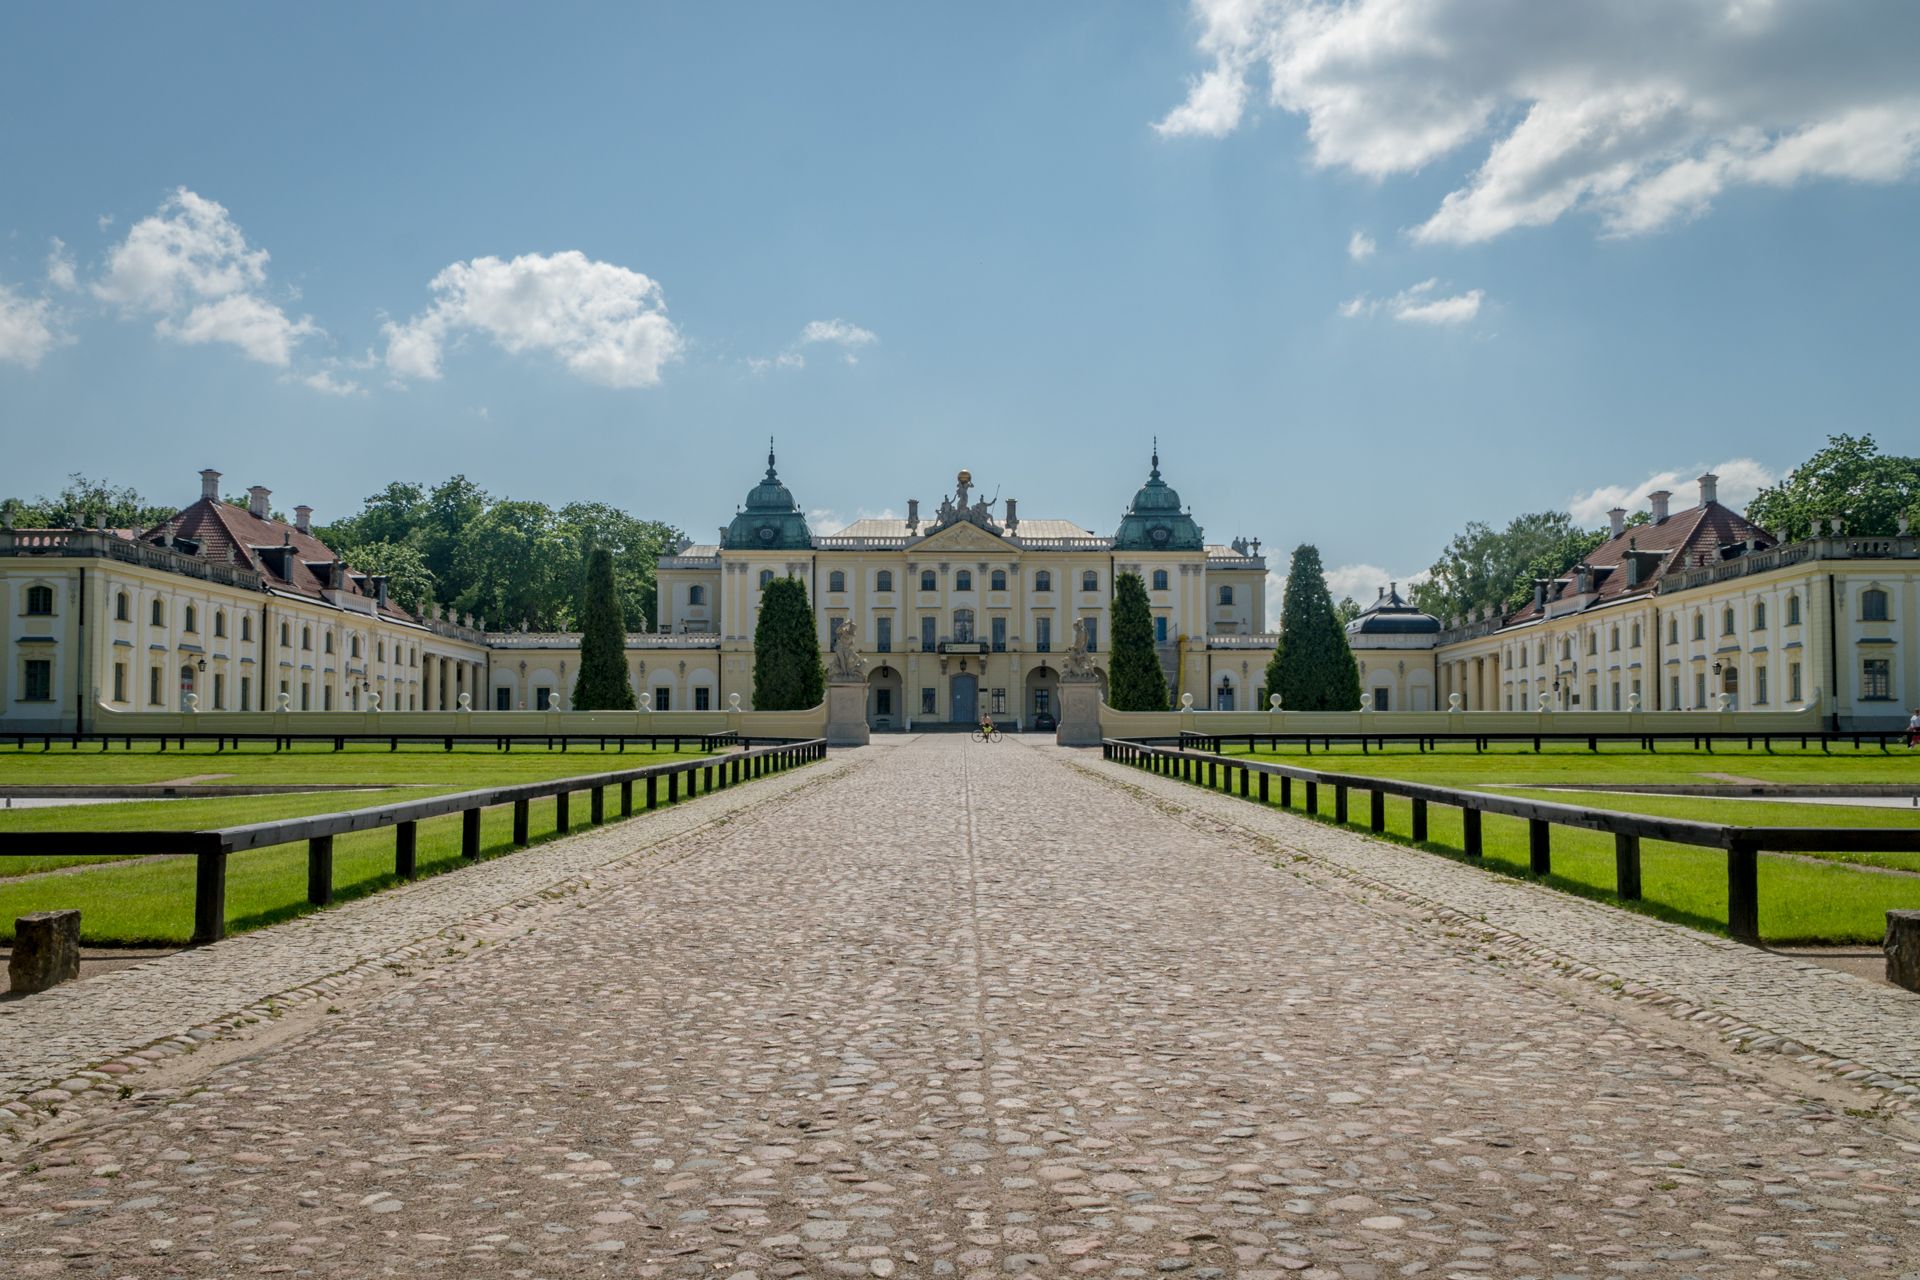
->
[382,250,684,388]
[749,317,879,374]
[0,281,65,368]
[805,506,898,536]
[1340,278,1483,324]
[46,238,76,291]
[1347,229,1376,261]
[1265,562,1428,630]
[1157,1,1920,241]
[1566,457,1776,526]
[292,369,365,397]
[94,187,317,366]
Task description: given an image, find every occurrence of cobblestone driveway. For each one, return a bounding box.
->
[3,735,1918,1278]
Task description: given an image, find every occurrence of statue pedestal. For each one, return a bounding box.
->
[825,681,870,747]
[1055,679,1103,747]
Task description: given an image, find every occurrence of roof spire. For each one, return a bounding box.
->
[1150,437,1160,480]
[766,436,777,479]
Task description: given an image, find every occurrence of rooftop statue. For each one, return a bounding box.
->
[926,468,1001,535]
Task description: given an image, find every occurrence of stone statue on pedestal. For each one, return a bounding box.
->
[830,617,867,682]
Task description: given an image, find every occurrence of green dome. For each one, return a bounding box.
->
[722,443,814,551]
[1113,447,1204,551]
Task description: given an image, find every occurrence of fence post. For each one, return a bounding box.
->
[1334,784,1348,824]
[620,780,633,816]
[1306,780,1319,815]
[647,775,659,810]
[1528,820,1551,875]
[1411,798,1427,843]
[1258,772,1268,804]
[1614,832,1642,900]
[555,790,571,831]
[308,835,334,905]
[462,807,481,859]
[1280,775,1291,808]
[1727,839,1760,941]
[513,799,530,846]
[591,786,605,825]
[1206,761,1217,789]
[193,836,227,944]
[1462,807,1482,857]
[395,821,418,879]
[1369,790,1385,833]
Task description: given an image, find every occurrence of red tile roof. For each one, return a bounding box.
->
[1502,501,1771,626]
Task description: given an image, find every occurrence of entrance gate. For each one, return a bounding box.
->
[950,673,978,725]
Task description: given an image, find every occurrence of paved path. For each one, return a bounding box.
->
[2,735,1918,1279]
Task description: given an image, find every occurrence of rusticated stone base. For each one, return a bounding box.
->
[9,911,81,995]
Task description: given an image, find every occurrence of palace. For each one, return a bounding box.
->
[3,459,1913,733]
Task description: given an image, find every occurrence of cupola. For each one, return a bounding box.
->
[1112,443,1204,552]
[721,440,814,551]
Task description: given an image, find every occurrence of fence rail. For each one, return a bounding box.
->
[1174,729,1908,756]
[9,730,745,754]
[1105,738,1920,942]
[0,739,827,944]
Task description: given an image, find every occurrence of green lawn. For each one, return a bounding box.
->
[0,743,737,945]
[1150,749,1920,945]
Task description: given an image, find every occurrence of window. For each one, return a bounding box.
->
[921,616,936,651]
[213,673,225,711]
[536,686,552,711]
[1155,616,1168,644]
[113,662,127,702]
[1036,616,1052,652]
[1371,687,1389,711]
[324,631,334,655]
[953,608,975,642]
[875,687,892,717]
[1609,626,1619,652]
[1722,606,1735,636]
[1789,662,1802,701]
[23,659,52,702]
[991,616,1006,652]
[759,569,774,589]
[920,570,937,591]
[301,683,311,710]
[350,636,361,659]
[1083,617,1098,651]
[281,621,290,647]
[1082,571,1098,592]
[1787,593,1801,625]
[1610,681,1620,710]
[495,687,512,710]
[240,675,251,711]
[829,570,846,593]
[876,571,893,593]
[1630,621,1642,648]
[1752,601,1766,629]
[302,625,312,650]
[1034,571,1051,593]
[25,585,54,615]
[654,686,672,711]
[1862,588,1890,621]
[876,616,892,653]
[921,687,936,715]
[688,584,706,606]
[1755,666,1769,705]
[991,570,1007,592]
[1668,617,1679,644]
[1863,658,1892,700]
[184,604,197,633]
[1691,613,1704,641]
[956,570,973,591]
[149,666,163,705]
[323,686,333,711]
[991,687,1006,715]
[1587,632,1597,655]
[1032,687,1051,716]
[377,640,384,661]
[1218,585,1234,606]
[1152,570,1169,592]
[1669,674,1681,709]
[151,599,166,626]
[115,591,129,622]
[214,610,226,638]
[694,686,711,711]
[1694,673,1707,708]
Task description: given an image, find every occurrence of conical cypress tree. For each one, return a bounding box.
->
[1265,544,1361,711]
[753,576,826,710]
[1108,572,1169,711]
[572,546,635,710]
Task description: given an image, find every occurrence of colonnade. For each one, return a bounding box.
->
[1438,654,1498,710]
[420,652,488,710]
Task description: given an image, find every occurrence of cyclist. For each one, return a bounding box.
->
[976,711,999,742]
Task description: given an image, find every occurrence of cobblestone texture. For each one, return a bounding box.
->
[2,735,1918,1278]
[1075,748,1920,1104]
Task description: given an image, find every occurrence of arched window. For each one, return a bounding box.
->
[324,631,334,654]
[953,608,975,642]
[280,621,290,647]
[1722,606,1736,635]
[688,584,705,606]
[1691,613,1704,641]
[1668,617,1678,644]
[955,570,973,591]
[377,640,384,661]
[1218,585,1234,606]
[1862,588,1890,621]
[25,584,54,615]
[1082,570,1098,592]
[759,569,774,589]
[1786,593,1801,625]
[115,591,129,621]
[828,570,846,593]
[151,599,165,626]
[876,571,893,593]
[991,569,1007,592]
[302,625,312,650]
[1034,571,1051,593]
[920,570,937,591]
[1753,601,1766,629]
[184,604,197,633]
[1630,621,1641,647]
[1587,631,1597,655]
[213,609,226,638]
[1151,569,1169,591]
[241,615,252,641]
[1609,626,1619,651]
[350,635,361,658]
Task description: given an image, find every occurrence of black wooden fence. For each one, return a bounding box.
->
[1108,739,1920,942]
[9,730,743,754]
[1175,729,1908,756]
[0,739,826,944]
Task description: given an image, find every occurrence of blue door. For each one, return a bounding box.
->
[950,674,978,724]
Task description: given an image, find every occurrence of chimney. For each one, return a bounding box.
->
[1648,489,1672,523]
[199,468,222,502]
[1533,580,1547,609]
[1608,506,1626,539]
[248,485,271,520]
[370,575,390,608]
[906,498,920,533]
[1697,472,1718,507]
[1004,497,1018,531]
[294,505,312,534]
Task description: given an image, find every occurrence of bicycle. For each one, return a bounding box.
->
[971,724,1003,743]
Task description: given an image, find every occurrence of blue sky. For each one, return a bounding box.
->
[3,2,1917,614]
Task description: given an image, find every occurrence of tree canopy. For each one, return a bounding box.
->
[572,547,636,711]
[1,473,175,530]
[1409,511,1633,623]
[1107,572,1170,711]
[1745,433,1920,541]
[1266,544,1360,711]
[752,577,825,711]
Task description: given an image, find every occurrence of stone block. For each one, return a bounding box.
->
[1055,680,1104,748]
[9,910,81,995]
[1887,910,1920,994]
[825,680,870,747]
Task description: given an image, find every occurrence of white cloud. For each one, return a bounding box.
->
[383,250,684,388]
[0,281,64,368]
[805,506,898,535]
[1566,457,1776,526]
[94,187,317,366]
[749,317,879,373]
[1347,229,1376,261]
[1340,277,1483,325]
[46,238,76,291]
[292,369,364,397]
[1265,561,1428,630]
[1158,1,1920,241]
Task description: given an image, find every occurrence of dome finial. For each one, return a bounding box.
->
[1150,437,1160,479]
[766,436,777,479]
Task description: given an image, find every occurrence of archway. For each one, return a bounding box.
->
[1025,664,1058,727]
[868,664,904,731]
